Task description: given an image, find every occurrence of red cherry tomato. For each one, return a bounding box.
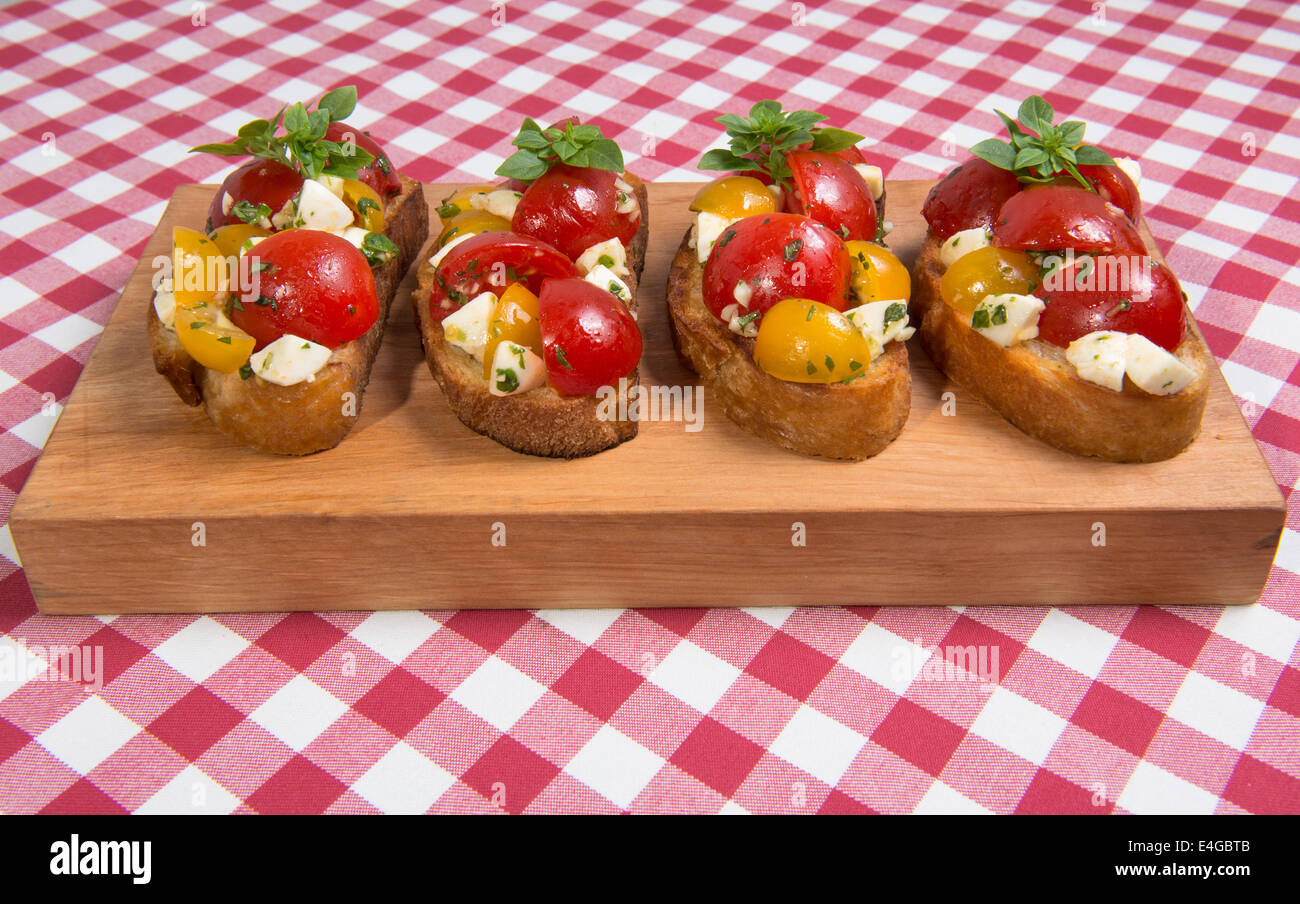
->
[1077,163,1140,222]
[232,230,378,349]
[538,278,642,397]
[1037,255,1185,351]
[834,146,868,166]
[702,212,851,320]
[512,164,640,261]
[428,232,579,321]
[207,159,304,232]
[993,186,1146,256]
[784,149,878,241]
[325,122,402,198]
[921,156,1021,241]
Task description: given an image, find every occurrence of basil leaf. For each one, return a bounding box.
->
[1058,120,1086,147]
[971,138,1017,170]
[283,102,309,135]
[1018,95,1053,136]
[495,148,548,181]
[584,138,624,172]
[188,141,249,156]
[316,86,357,123]
[1014,146,1049,169]
[1073,145,1116,166]
[699,148,760,171]
[809,126,864,153]
[237,119,270,139]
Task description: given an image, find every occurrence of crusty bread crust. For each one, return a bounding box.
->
[149,174,429,455]
[910,234,1211,462]
[665,230,910,460]
[412,173,649,458]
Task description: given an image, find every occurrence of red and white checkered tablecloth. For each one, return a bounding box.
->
[0,0,1297,815]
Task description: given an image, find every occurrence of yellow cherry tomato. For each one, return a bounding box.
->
[483,283,543,379]
[940,246,1036,316]
[208,223,271,261]
[436,184,500,220]
[438,210,513,248]
[752,298,873,385]
[341,178,385,233]
[690,176,777,219]
[172,226,228,307]
[173,299,255,373]
[845,240,910,304]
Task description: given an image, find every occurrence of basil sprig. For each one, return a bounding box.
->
[698,100,864,187]
[970,95,1115,189]
[496,118,625,182]
[189,86,375,181]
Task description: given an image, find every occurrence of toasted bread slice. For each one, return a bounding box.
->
[412,173,649,459]
[149,174,429,455]
[665,230,910,460]
[910,234,1211,462]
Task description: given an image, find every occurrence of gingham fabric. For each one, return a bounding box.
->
[0,0,1297,815]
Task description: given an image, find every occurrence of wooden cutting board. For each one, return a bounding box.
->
[9,182,1284,614]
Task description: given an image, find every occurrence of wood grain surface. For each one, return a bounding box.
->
[10,181,1285,613]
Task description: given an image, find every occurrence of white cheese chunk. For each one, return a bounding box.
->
[844,299,915,359]
[584,264,632,303]
[295,178,354,232]
[692,211,733,264]
[1125,332,1195,395]
[269,197,295,230]
[938,226,992,269]
[766,183,784,209]
[853,163,884,200]
[733,280,753,309]
[428,232,475,269]
[153,289,176,329]
[467,189,522,221]
[576,238,629,278]
[248,333,333,386]
[1066,330,1127,392]
[441,291,497,361]
[614,177,639,216]
[487,340,546,397]
[1115,156,1142,192]
[970,293,1044,347]
[318,174,346,198]
[340,226,370,249]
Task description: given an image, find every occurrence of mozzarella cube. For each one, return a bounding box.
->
[318,174,346,198]
[248,334,333,386]
[576,238,629,278]
[614,177,639,215]
[970,293,1044,347]
[340,226,370,249]
[692,211,733,264]
[733,279,753,310]
[1066,330,1127,392]
[429,232,475,269]
[487,341,546,397]
[153,289,176,329]
[584,264,632,303]
[1125,333,1195,395]
[938,226,992,269]
[468,188,521,221]
[441,291,497,361]
[853,163,884,200]
[1116,156,1142,192]
[844,299,914,358]
[295,178,354,232]
[766,183,784,209]
[269,197,296,230]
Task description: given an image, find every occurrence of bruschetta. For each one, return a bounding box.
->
[150,86,429,455]
[911,95,1209,462]
[412,117,647,458]
[665,100,911,460]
